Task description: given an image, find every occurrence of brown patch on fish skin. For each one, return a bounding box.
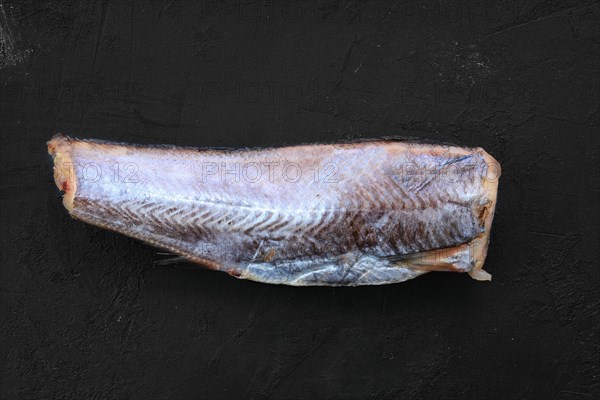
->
[263,248,276,262]
[228,270,242,278]
[477,202,490,223]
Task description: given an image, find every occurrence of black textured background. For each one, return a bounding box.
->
[1,1,599,399]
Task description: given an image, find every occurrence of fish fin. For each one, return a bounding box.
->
[468,268,492,281]
[154,255,188,266]
[238,254,427,286]
[393,244,492,281]
[391,244,475,273]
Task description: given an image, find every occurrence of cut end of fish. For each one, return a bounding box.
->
[47,134,76,213]
[467,147,501,281]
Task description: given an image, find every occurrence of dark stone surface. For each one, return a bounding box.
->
[1,1,598,399]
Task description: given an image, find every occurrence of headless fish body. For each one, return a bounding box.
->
[47,135,500,286]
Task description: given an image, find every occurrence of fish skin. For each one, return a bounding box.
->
[47,134,500,286]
